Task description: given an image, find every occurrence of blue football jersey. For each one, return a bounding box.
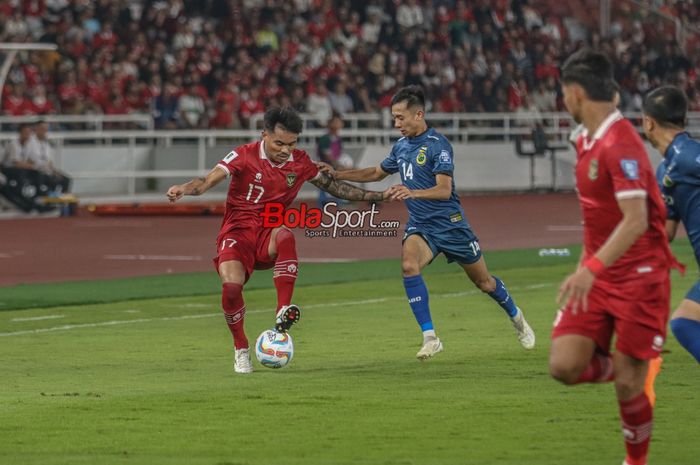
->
[380,127,469,231]
[656,132,700,265]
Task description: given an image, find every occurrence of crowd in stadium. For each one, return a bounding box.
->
[1,0,699,129]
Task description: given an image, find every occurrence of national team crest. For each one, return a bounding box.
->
[588,159,598,180]
[286,173,297,188]
[416,146,428,166]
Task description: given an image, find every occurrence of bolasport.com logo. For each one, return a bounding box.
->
[260,202,400,238]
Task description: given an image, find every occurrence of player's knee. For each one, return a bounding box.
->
[670,317,683,338]
[614,378,643,401]
[549,360,580,385]
[222,282,243,305]
[401,258,420,276]
[275,227,295,246]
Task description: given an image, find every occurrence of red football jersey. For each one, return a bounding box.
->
[216,140,319,239]
[574,110,671,286]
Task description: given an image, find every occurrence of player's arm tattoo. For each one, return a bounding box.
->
[190,177,207,195]
[184,167,227,196]
[310,171,385,202]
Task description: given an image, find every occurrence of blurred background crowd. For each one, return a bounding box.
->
[1,0,699,129]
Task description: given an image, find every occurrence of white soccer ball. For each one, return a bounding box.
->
[255,329,294,369]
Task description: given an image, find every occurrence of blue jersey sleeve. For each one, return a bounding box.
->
[657,161,680,221]
[666,200,680,221]
[432,141,454,176]
[380,145,399,174]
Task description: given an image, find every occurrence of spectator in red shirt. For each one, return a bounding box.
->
[2,84,33,116]
[57,71,85,114]
[535,53,561,81]
[29,85,55,115]
[238,87,265,129]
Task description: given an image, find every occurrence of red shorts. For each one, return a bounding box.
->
[213,227,276,280]
[551,278,670,360]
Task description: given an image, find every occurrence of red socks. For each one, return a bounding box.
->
[273,229,298,312]
[220,229,297,349]
[222,282,247,349]
[619,392,653,465]
[576,353,614,383]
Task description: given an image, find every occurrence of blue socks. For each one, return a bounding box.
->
[488,276,518,318]
[403,275,433,331]
[403,274,519,333]
[670,318,700,364]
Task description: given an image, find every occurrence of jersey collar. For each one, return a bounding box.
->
[259,140,294,167]
[664,132,690,159]
[581,110,623,151]
[408,127,431,143]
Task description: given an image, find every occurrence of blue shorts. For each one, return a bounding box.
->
[685,279,700,304]
[403,225,481,265]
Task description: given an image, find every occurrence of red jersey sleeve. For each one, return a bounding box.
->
[216,147,245,178]
[601,134,651,201]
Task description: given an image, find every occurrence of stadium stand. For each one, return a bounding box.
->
[0,0,698,130]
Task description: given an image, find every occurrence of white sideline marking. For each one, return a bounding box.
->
[0,284,556,337]
[299,258,358,263]
[525,283,551,289]
[440,282,553,299]
[103,254,203,261]
[0,251,25,259]
[546,225,583,232]
[11,314,64,322]
[73,220,152,228]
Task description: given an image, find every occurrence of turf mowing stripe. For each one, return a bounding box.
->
[11,314,65,322]
[0,298,388,337]
[0,282,557,337]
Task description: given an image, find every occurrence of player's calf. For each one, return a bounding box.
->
[670,317,700,364]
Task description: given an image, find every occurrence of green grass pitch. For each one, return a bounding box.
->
[1,244,698,465]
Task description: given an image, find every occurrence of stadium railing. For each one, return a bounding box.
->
[0,111,697,200]
[0,113,154,131]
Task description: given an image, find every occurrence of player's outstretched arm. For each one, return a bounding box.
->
[166,166,227,202]
[558,197,648,313]
[665,219,679,242]
[390,173,452,201]
[310,171,389,202]
[321,164,390,183]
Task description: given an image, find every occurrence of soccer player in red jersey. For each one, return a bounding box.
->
[166,107,388,373]
[550,49,677,465]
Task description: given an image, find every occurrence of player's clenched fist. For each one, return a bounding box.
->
[167,185,185,202]
[316,162,338,180]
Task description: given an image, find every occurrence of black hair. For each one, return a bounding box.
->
[642,86,687,128]
[327,111,343,125]
[561,48,617,102]
[263,106,303,134]
[390,85,425,109]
